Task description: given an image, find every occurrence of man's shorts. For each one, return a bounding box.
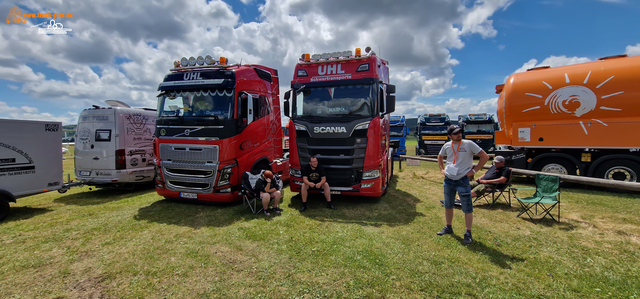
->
[470,180,488,197]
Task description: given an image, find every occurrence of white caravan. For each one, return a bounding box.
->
[74,101,156,187]
[0,119,63,221]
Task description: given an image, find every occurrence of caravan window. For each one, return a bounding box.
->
[95,130,111,142]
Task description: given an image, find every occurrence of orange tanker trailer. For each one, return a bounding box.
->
[495,54,640,182]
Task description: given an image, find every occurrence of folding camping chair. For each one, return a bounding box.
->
[473,168,513,209]
[513,173,561,223]
[240,170,284,214]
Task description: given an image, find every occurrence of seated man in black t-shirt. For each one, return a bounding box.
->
[300,155,336,212]
[470,156,511,196]
[446,155,511,205]
[254,170,282,216]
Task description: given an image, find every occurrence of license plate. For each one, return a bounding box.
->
[79,171,91,176]
[330,191,341,195]
[180,192,198,199]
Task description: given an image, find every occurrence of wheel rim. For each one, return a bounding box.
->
[541,163,568,175]
[604,166,637,182]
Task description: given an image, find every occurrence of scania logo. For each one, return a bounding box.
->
[314,127,347,133]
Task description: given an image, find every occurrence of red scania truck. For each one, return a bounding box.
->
[154,55,289,202]
[283,48,396,197]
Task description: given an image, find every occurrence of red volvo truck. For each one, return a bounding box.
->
[283,48,396,197]
[154,55,289,202]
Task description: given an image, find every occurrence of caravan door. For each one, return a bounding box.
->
[75,109,117,182]
[119,110,156,183]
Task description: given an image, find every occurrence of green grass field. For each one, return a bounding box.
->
[1,145,639,298]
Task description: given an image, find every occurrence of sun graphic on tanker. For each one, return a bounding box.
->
[521,71,623,135]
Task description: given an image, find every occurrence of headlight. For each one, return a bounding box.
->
[362,169,380,180]
[295,123,307,132]
[355,122,369,130]
[290,168,301,177]
[217,166,234,186]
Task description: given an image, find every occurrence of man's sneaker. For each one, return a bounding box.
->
[327,203,337,210]
[272,207,282,214]
[299,205,307,212]
[439,199,462,206]
[463,231,473,244]
[436,226,453,236]
[263,209,271,216]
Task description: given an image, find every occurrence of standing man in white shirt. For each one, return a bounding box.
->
[436,125,489,244]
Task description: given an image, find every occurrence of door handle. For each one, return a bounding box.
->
[93,157,99,160]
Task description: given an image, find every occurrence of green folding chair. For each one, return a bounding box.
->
[513,174,561,223]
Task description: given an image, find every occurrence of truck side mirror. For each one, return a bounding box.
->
[284,90,291,100]
[284,100,290,117]
[245,94,254,125]
[385,95,396,114]
[386,84,396,95]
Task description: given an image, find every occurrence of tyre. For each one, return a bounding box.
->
[534,158,577,176]
[593,159,639,183]
[0,198,10,222]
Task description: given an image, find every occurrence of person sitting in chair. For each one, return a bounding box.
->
[445,155,511,206]
[254,170,282,216]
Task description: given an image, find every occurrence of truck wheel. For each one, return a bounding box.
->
[534,158,577,176]
[0,198,9,222]
[594,159,639,183]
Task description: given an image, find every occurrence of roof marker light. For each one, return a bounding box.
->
[188,56,196,66]
[219,57,227,65]
[311,54,322,60]
[196,56,204,66]
[173,60,180,68]
[304,53,310,62]
[180,57,188,67]
[204,55,214,65]
[355,48,361,57]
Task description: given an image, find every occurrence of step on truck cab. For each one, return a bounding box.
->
[284,47,396,197]
[389,115,409,158]
[495,54,640,183]
[154,55,289,202]
[415,113,451,155]
[458,113,498,153]
[0,119,63,221]
[74,101,157,187]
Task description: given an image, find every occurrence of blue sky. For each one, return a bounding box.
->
[0,0,638,125]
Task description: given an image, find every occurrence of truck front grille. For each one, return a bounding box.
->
[159,144,219,193]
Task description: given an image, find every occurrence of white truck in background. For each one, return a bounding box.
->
[0,119,63,221]
[74,100,156,188]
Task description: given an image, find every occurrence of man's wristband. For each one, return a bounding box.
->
[472,169,477,173]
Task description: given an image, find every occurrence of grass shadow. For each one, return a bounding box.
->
[134,198,264,228]
[54,187,154,206]
[287,177,424,227]
[2,206,52,222]
[453,235,526,270]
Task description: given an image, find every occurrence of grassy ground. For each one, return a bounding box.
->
[1,145,639,298]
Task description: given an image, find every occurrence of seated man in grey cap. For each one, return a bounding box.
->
[446,155,511,205]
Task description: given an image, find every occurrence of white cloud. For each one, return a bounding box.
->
[1,0,512,116]
[507,55,592,82]
[0,101,79,124]
[394,97,498,119]
[625,43,640,56]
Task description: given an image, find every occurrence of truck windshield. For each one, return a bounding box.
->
[464,124,494,133]
[390,126,405,136]
[157,89,234,119]
[293,84,375,118]
[420,126,447,134]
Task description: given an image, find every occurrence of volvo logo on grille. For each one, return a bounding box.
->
[184,129,190,136]
[314,127,347,133]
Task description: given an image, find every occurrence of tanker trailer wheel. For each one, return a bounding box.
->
[594,159,639,183]
[0,197,10,222]
[534,158,577,176]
